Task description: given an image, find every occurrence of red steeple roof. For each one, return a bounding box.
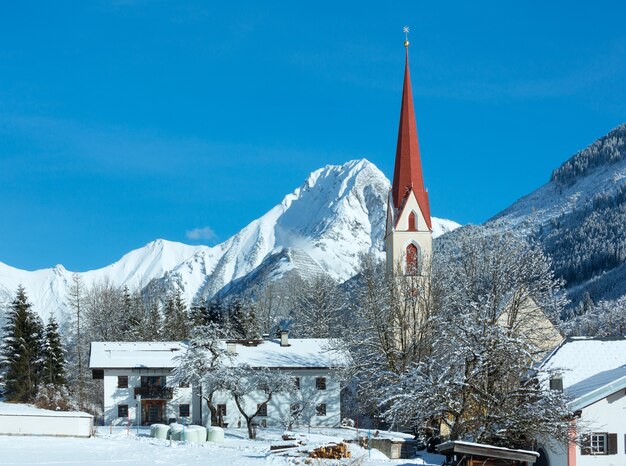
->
[391,47,432,230]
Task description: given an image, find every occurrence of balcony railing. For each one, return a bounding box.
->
[133,386,174,400]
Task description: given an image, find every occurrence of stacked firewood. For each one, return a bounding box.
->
[308,442,351,459]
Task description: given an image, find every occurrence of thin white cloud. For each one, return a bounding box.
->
[185,226,217,241]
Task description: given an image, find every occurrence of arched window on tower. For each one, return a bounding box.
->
[408,211,417,231]
[406,243,419,275]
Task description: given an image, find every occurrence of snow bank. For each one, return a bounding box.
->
[0,401,93,438]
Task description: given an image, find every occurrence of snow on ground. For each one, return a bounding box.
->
[0,426,444,466]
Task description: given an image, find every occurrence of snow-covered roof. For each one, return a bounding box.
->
[89,341,187,369]
[89,339,346,370]
[225,338,345,368]
[437,441,539,462]
[539,336,626,408]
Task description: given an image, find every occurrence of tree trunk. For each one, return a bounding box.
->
[246,418,256,439]
[204,393,219,426]
[233,394,256,438]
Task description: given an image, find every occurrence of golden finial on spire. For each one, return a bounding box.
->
[403,25,410,47]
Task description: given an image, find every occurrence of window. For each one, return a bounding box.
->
[315,377,326,390]
[217,404,227,417]
[118,404,129,418]
[408,212,417,231]
[294,377,300,390]
[179,404,190,417]
[591,433,607,454]
[315,403,327,416]
[582,433,618,455]
[257,403,267,417]
[117,375,128,388]
[549,376,563,391]
[406,243,419,275]
[141,376,165,387]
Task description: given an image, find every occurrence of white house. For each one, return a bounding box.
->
[536,337,626,466]
[89,341,196,426]
[89,333,345,428]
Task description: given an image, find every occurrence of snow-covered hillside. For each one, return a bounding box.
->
[488,123,626,306]
[490,123,626,229]
[0,159,459,319]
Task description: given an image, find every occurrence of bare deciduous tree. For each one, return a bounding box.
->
[380,229,571,448]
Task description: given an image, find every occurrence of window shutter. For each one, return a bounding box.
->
[607,433,617,455]
[580,435,590,455]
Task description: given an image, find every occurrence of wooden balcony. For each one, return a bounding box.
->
[133,386,174,400]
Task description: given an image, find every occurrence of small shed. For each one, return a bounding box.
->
[436,441,538,466]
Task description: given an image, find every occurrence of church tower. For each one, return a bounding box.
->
[385,36,432,276]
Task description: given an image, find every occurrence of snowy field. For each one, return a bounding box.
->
[0,426,444,466]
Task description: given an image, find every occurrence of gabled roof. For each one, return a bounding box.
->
[89,339,347,370]
[539,336,626,409]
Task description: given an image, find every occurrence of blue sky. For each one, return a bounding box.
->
[1,1,625,271]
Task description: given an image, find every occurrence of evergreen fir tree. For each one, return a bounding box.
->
[227,299,247,338]
[120,286,143,341]
[143,299,163,341]
[162,290,190,340]
[190,299,225,328]
[0,286,44,402]
[41,316,66,387]
[245,307,261,339]
[173,290,189,339]
[207,301,224,326]
[162,294,176,339]
[189,299,208,327]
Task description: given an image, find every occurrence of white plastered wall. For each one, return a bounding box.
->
[102,369,192,426]
[575,389,626,466]
[540,389,626,466]
[201,369,341,429]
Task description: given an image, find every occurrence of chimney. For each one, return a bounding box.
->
[226,341,236,354]
[279,330,289,347]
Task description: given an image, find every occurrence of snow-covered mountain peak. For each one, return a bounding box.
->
[0,159,460,319]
